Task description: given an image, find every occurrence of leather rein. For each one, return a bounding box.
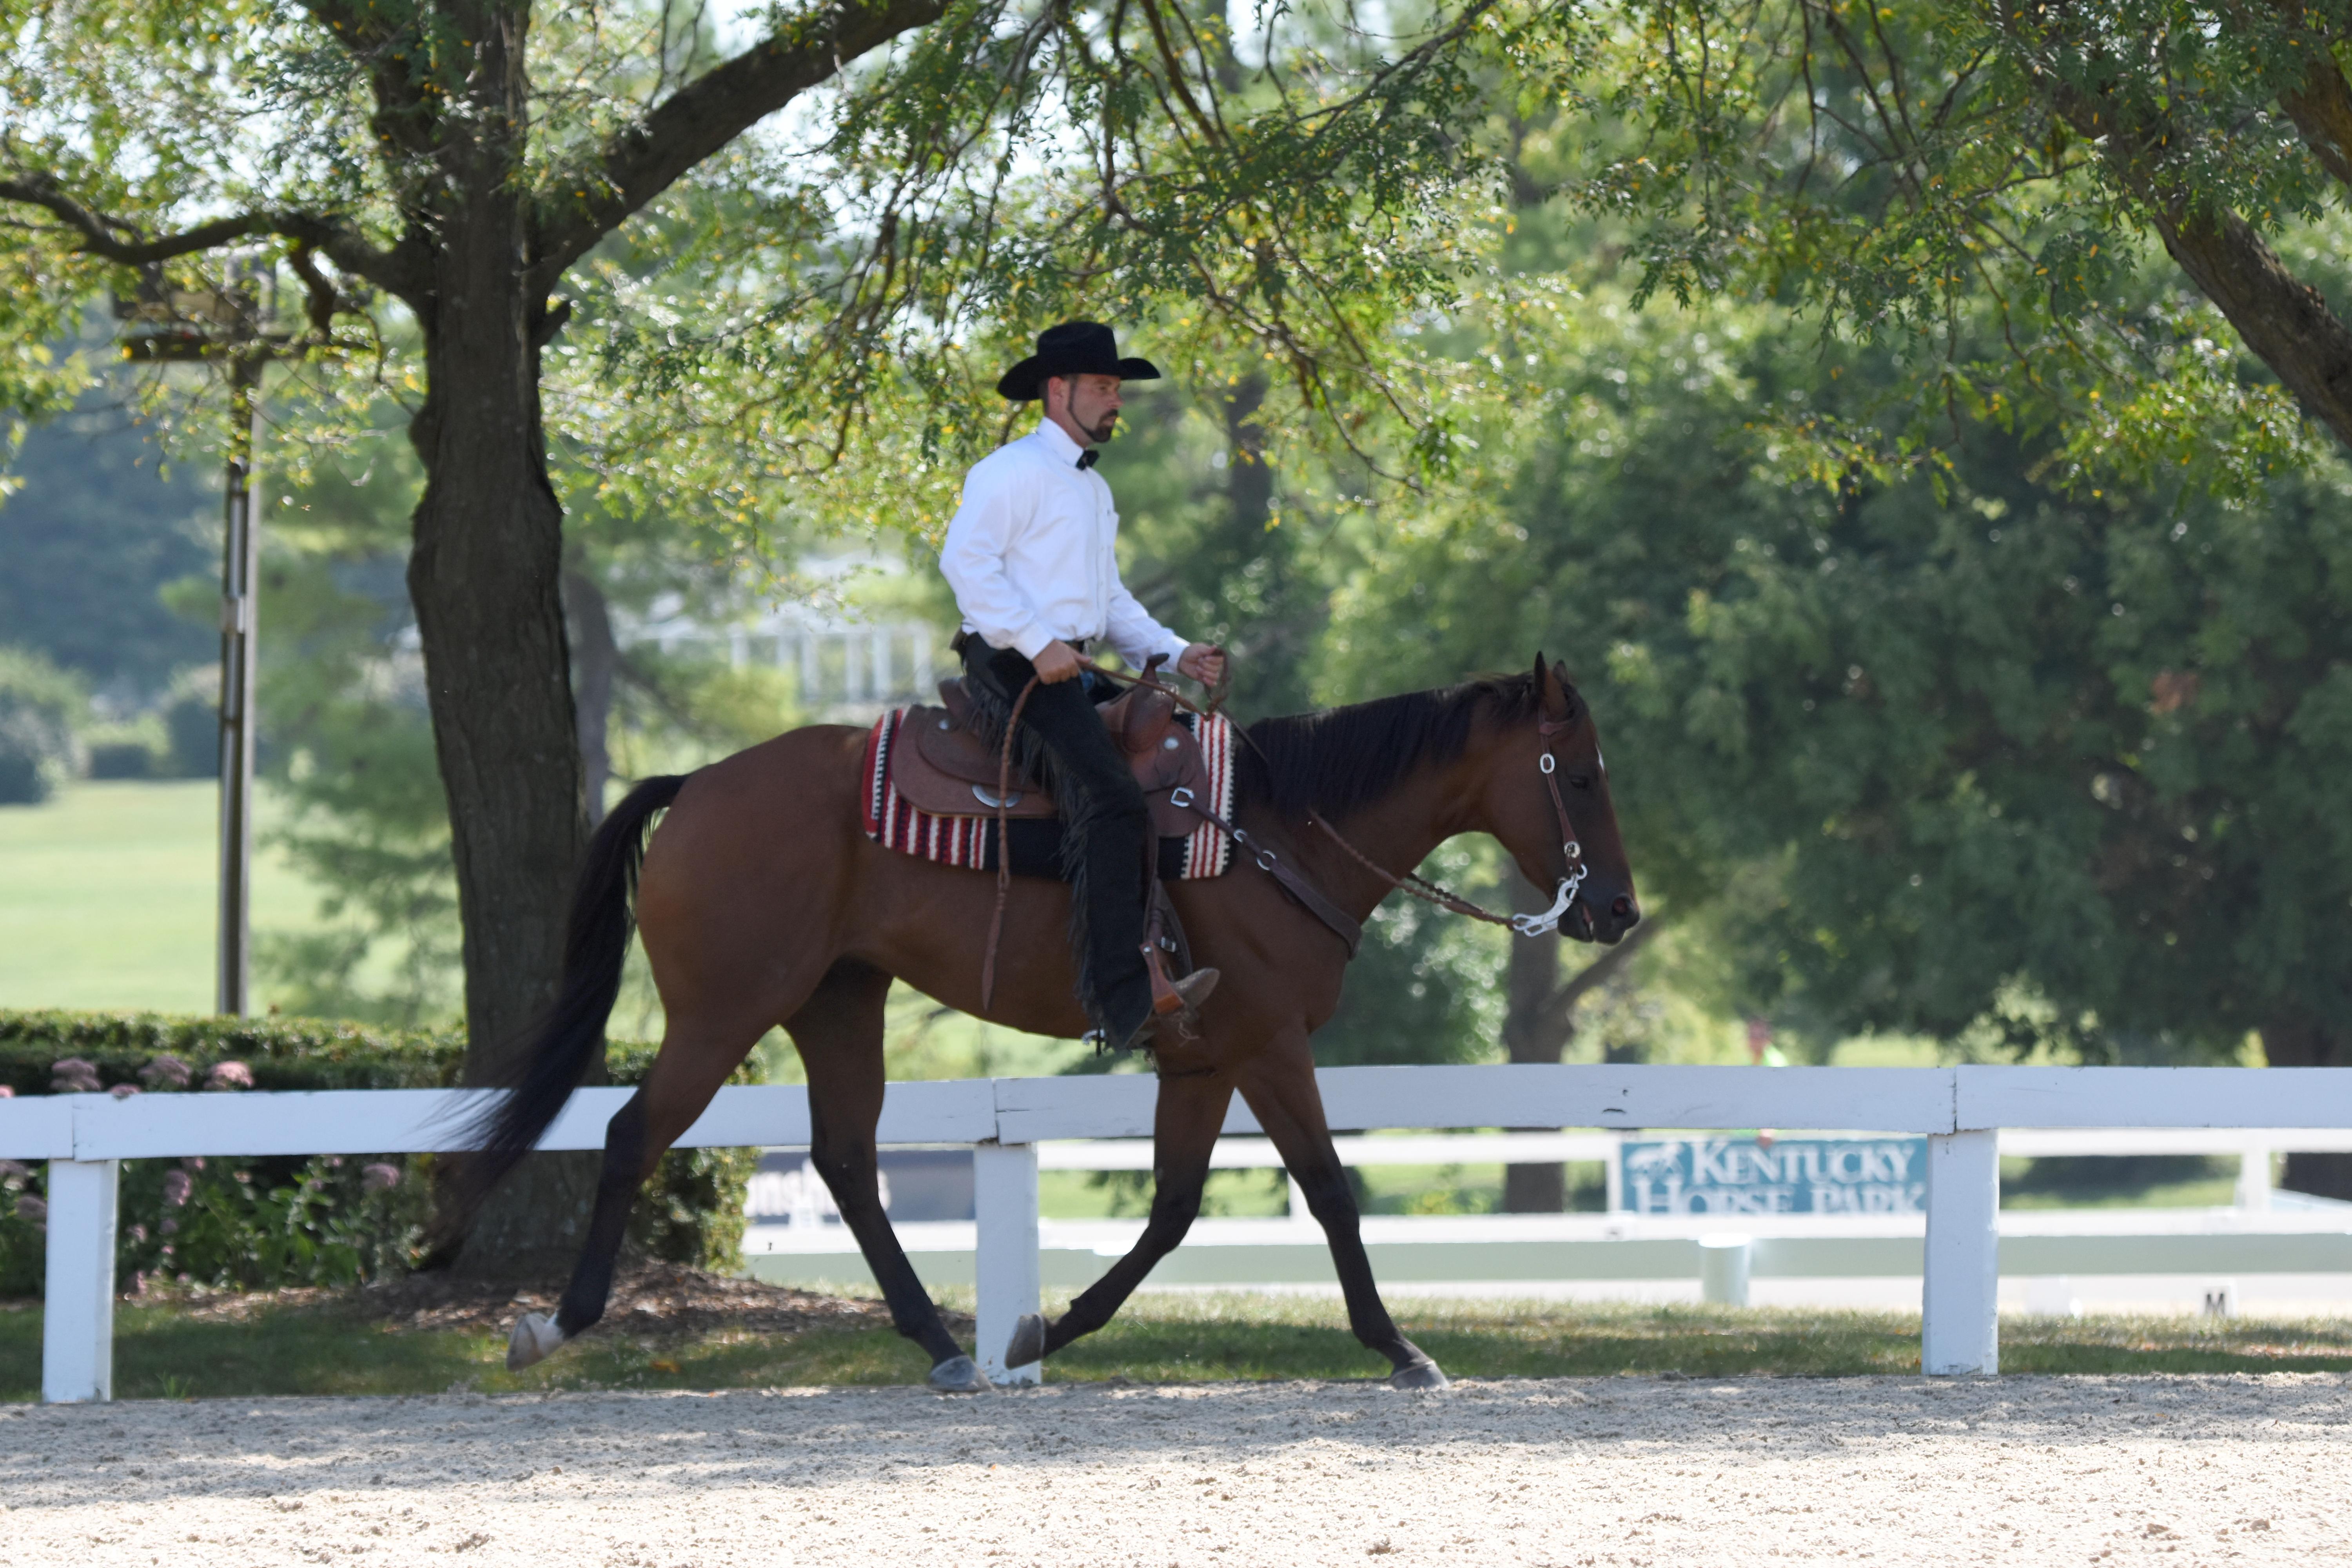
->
[1308,713,1589,939]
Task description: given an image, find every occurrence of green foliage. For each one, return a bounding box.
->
[0,646,87,806]
[0,1010,763,1296]
[1550,0,2352,479]
[0,0,1567,556]
[237,441,460,1023]
[1311,845,1510,1067]
[0,389,217,697]
[626,1146,756,1273]
[1331,286,2352,1060]
[0,1008,463,1096]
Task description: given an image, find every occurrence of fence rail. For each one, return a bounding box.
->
[9,1064,2352,1403]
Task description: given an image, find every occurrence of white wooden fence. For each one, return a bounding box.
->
[8,1063,2352,1403]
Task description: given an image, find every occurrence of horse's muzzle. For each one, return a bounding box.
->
[1568,889,1640,945]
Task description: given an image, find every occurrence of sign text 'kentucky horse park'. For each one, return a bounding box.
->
[1619,1135,1928,1214]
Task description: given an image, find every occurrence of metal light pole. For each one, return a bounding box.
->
[214,350,263,1014]
[116,266,285,1016]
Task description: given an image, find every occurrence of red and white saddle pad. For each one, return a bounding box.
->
[861,706,1237,879]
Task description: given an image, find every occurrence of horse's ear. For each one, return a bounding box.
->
[1534,651,1570,717]
[1552,660,1582,720]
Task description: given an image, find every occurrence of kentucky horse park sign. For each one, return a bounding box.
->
[1619,1135,1928,1215]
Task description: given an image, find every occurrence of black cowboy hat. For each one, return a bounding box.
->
[996,320,1161,402]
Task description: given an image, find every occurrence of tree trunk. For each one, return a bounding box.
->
[2259,1015,2352,1201]
[1500,873,1573,1213]
[404,8,598,1279]
[564,561,617,829]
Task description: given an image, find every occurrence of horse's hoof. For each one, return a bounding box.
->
[1389,1358,1450,1392]
[927,1354,993,1394]
[506,1311,565,1372]
[1004,1312,1047,1370]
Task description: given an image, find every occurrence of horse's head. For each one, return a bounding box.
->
[1478,653,1641,945]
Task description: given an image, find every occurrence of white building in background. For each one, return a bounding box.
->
[618,557,943,721]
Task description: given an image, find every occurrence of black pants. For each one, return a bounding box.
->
[964,641,1155,1040]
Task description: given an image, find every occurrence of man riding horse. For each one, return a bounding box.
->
[940,320,1227,1053]
[481,318,1640,1393]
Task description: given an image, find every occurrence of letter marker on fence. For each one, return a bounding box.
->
[41,1159,119,1404]
[973,1142,1042,1386]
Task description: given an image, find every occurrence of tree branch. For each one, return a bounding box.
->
[298,0,442,163]
[0,172,420,301]
[528,0,953,294]
[2273,37,2352,191]
[2031,74,2352,448]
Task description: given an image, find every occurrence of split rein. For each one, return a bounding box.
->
[973,660,1590,999]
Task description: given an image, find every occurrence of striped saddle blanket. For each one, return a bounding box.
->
[861,706,1237,880]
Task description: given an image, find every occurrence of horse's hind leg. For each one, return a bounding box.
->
[789,960,982,1390]
[1003,1070,1231,1369]
[1239,1028,1447,1390]
[508,1006,773,1370]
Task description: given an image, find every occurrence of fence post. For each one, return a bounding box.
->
[1921,1130,1999,1376]
[42,1159,119,1404]
[2235,1142,2273,1212]
[974,1142,1042,1386]
[1699,1234,1752,1306]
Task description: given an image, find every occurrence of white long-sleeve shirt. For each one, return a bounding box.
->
[939,420,1192,668]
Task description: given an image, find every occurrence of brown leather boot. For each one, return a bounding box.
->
[1116,967,1219,1052]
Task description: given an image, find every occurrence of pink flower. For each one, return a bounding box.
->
[13,1196,45,1222]
[361,1163,403,1193]
[110,1083,142,1099]
[140,1056,194,1091]
[50,1058,101,1094]
[160,1221,178,1238]
[181,1156,205,1172]
[0,1160,26,1182]
[129,1224,148,1243]
[204,1060,254,1092]
[0,1084,13,1098]
[162,1169,192,1207]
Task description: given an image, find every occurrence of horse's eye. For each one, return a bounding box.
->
[1568,774,1594,791]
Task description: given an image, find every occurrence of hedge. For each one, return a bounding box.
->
[0,1009,757,1297]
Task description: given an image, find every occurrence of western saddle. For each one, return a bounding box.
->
[887,665,1215,837]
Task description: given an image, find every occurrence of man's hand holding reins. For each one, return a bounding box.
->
[1178,642,1227,689]
[1032,639,1086,683]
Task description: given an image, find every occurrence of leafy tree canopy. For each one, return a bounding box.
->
[1548,0,2352,487]
[1330,279,2352,1077]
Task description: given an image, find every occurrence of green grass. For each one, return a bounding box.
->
[9,1290,2352,1402]
[2001,1177,2242,1210]
[0,780,327,1012]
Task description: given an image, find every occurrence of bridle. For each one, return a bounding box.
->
[1309,710,1589,940]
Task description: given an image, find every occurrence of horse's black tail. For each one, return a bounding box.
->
[453,773,689,1219]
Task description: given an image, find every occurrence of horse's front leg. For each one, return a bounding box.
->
[792,962,984,1391]
[1002,1070,1231,1368]
[1240,1028,1448,1389]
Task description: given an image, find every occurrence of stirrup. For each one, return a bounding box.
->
[1116,967,1219,1051]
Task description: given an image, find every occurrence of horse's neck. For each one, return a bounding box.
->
[1295,749,1485,924]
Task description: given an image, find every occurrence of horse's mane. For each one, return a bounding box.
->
[1237,672,1548,818]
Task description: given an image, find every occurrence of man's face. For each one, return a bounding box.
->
[1053,373,1123,443]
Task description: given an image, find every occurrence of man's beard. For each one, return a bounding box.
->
[1084,410,1119,442]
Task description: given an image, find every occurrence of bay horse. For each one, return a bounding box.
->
[467,653,1639,1390]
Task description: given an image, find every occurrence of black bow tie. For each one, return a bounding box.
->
[1075,449,1098,471]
